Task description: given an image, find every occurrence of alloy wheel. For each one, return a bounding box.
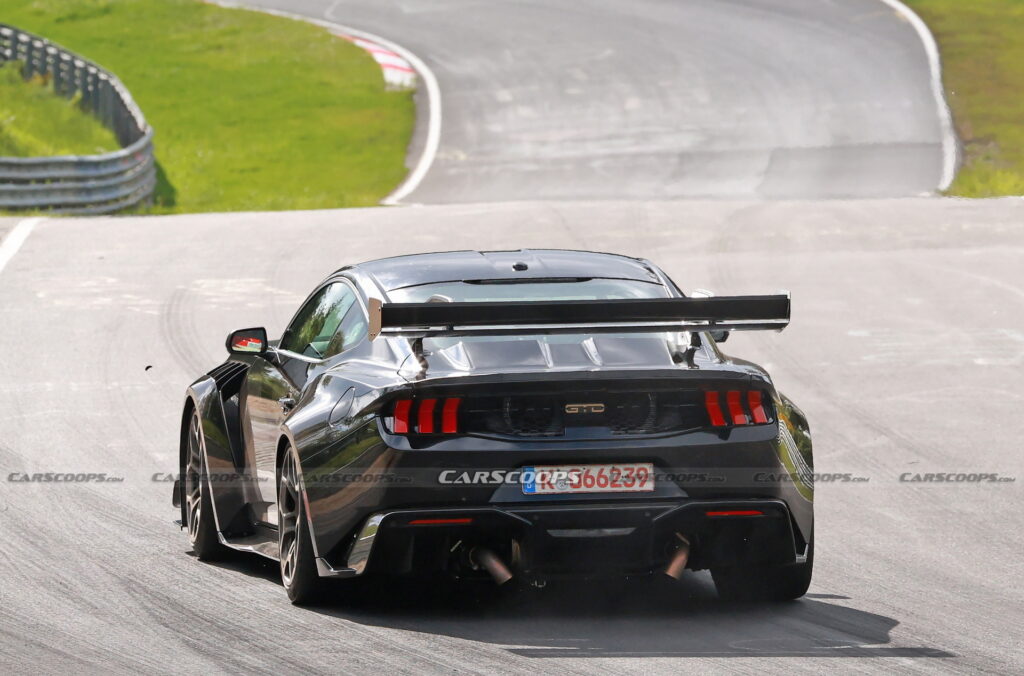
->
[278,449,301,587]
[185,412,205,544]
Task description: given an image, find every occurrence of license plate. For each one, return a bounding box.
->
[521,463,655,495]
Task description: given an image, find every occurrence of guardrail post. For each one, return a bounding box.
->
[20,34,33,79]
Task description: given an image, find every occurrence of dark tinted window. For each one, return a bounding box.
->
[388,278,667,303]
[389,279,670,349]
[280,283,357,358]
[324,301,368,357]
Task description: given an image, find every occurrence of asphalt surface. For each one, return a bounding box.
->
[0,1,1010,674]
[1,199,1023,673]
[246,0,949,201]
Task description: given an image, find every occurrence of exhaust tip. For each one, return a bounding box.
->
[470,546,514,586]
[663,534,691,580]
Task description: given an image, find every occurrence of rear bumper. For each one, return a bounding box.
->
[316,498,807,579]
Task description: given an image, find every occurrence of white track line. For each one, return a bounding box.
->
[0,217,43,276]
[876,0,959,192]
[207,1,441,206]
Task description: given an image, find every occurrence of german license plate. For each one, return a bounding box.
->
[521,463,655,495]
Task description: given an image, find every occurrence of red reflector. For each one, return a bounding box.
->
[408,518,473,525]
[706,510,764,517]
[393,399,412,434]
[418,398,437,433]
[726,390,748,425]
[748,390,769,424]
[442,397,461,434]
[705,391,726,427]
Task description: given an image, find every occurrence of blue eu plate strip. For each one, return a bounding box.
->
[521,466,536,494]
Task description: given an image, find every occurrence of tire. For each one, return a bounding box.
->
[712,533,813,602]
[278,446,322,605]
[184,409,225,561]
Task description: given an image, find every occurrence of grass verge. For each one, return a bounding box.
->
[1,0,414,212]
[0,65,120,156]
[906,0,1024,196]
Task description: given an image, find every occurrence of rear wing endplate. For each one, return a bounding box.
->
[367,294,790,341]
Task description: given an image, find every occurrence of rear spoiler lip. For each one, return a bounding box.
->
[368,294,790,341]
[392,366,767,388]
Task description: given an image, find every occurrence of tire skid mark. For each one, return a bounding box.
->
[124,578,477,675]
[161,287,213,377]
[705,208,1016,525]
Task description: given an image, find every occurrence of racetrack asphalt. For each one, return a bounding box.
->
[1,0,1017,673]
[1,199,1022,674]
[245,0,951,201]
[0,217,17,241]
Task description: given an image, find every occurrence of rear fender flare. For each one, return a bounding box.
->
[182,377,250,535]
[275,429,327,563]
[774,391,814,546]
[276,376,391,564]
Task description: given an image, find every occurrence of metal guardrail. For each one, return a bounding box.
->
[0,24,155,214]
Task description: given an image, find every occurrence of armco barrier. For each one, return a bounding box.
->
[0,24,155,214]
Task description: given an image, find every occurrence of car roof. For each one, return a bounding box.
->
[350,249,663,292]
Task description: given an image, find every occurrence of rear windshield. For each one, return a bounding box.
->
[388,278,672,349]
[387,278,668,303]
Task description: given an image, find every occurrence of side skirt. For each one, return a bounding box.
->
[218,524,280,561]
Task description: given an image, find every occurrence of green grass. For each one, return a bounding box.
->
[1,0,414,212]
[0,65,120,156]
[906,0,1024,196]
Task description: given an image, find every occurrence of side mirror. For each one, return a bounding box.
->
[226,327,268,355]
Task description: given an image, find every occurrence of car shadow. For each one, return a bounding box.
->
[196,548,281,583]
[206,550,954,660]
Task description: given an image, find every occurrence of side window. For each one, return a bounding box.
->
[324,301,368,358]
[280,283,356,358]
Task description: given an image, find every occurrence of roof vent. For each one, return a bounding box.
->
[512,261,529,271]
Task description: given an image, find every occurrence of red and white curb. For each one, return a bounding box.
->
[336,34,415,90]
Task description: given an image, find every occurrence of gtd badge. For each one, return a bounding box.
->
[565,403,606,414]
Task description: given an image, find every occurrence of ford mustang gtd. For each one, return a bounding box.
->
[174,250,813,604]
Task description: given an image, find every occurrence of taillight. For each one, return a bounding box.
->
[417,398,437,434]
[389,397,462,435]
[704,391,726,427]
[407,517,473,525]
[704,390,772,428]
[747,390,769,424]
[441,398,461,434]
[726,390,748,425]
[393,399,412,434]
[706,509,764,517]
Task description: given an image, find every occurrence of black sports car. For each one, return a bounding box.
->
[175,249,813,604]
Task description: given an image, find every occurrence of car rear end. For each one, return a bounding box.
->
[301,287,810,591]
[309,366,811,585]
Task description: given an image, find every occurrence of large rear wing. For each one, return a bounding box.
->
[367,294,790,340]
